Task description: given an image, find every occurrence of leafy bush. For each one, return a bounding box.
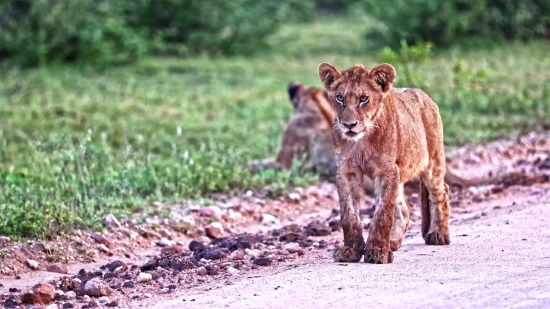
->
[314,0,362,13]
[0,0,315,67]
[362,0,550,48]
[378,40,434,88]
[127,0,315,56]
[0,0,148,67]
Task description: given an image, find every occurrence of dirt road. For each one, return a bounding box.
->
[137,185,550,309]
[1,132,549,308]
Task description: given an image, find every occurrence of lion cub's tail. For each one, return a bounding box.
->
[420,179,430,240]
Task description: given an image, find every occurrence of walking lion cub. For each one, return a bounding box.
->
[317,62,451,264]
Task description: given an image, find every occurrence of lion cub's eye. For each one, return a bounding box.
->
[359,95,369,105]
[335,95,344,104]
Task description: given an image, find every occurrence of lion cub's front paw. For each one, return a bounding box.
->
[424,229,451,246]
[364,248,394,264]
[333,246,363,263]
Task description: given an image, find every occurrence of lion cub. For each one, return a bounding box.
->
[317,62,451,264]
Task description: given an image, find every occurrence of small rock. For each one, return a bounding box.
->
[205,222,225,239]
[144,293,153,298]
[27,259,40,270]
[65,291,76,299]
[62,303,74,308]
[288,192,301,202]
[141,259,158,271]
[197,267,207,276]
[46,264,68,274]
[0,236,10,243]
[161,245,183,254]
[137,272,152,283]
[46,304,59,309]
[157,237,175,247]
[199,247,230,260]
[245,248,259,257]
[107,260,127,273]
[253,257,272,266]
[4,297,20,308]
[261,214,280,227]
[199,206,223,219]
[230,249,245,260]
[21,283,56,305]
[105,214,121,229]
[188,240,205,252]
[83,278,111,297]
[97,244,109,253]
[108,278,123,289]
[227,267,239,275]
[123,281,134,288]
[305,220,332,236]
[98,296,110,304]
[91,233,111,248]
[283,242,301,253]
[204,265,218,275]
[170,258,195,271]
[105,300,119,307]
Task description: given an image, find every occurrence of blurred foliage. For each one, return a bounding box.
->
[378,40,434,88]
[0,0,315,67]
[0,0,148,67]
[362,0,550,48]
[1,0,549,67]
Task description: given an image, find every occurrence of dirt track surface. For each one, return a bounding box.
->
[1,131,550,308]
[137,185,550,309]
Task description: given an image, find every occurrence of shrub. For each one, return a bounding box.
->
[0,0,316,67]
[362,0,550,48]
[127,0,315,56]
[0,0,148,67]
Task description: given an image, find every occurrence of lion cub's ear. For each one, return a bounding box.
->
[369,63,396,93]
[287,82,303,101]
[318,62,342,91]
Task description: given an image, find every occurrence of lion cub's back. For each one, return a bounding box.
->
[391,87,443,133]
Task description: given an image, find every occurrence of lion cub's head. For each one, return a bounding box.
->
[317,62,396,142]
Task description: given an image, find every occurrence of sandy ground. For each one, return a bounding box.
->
[136,185,550,309]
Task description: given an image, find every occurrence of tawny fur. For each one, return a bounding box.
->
[247,82,531,197]
[318,62,451,264]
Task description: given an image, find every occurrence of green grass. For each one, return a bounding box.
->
[1,17,549,239]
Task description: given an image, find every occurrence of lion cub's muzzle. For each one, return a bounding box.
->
[339,121,364,138]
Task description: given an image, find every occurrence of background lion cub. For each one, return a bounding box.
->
[318,62,451,264]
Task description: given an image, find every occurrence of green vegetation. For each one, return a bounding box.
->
[362,0,550,48]
[0,0,315,68]
[1,13,549,239]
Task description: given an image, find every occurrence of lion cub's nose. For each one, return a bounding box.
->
[343,122,357,129]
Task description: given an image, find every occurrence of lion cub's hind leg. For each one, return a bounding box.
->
[389,184,411,251]
[420,162,451,246]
